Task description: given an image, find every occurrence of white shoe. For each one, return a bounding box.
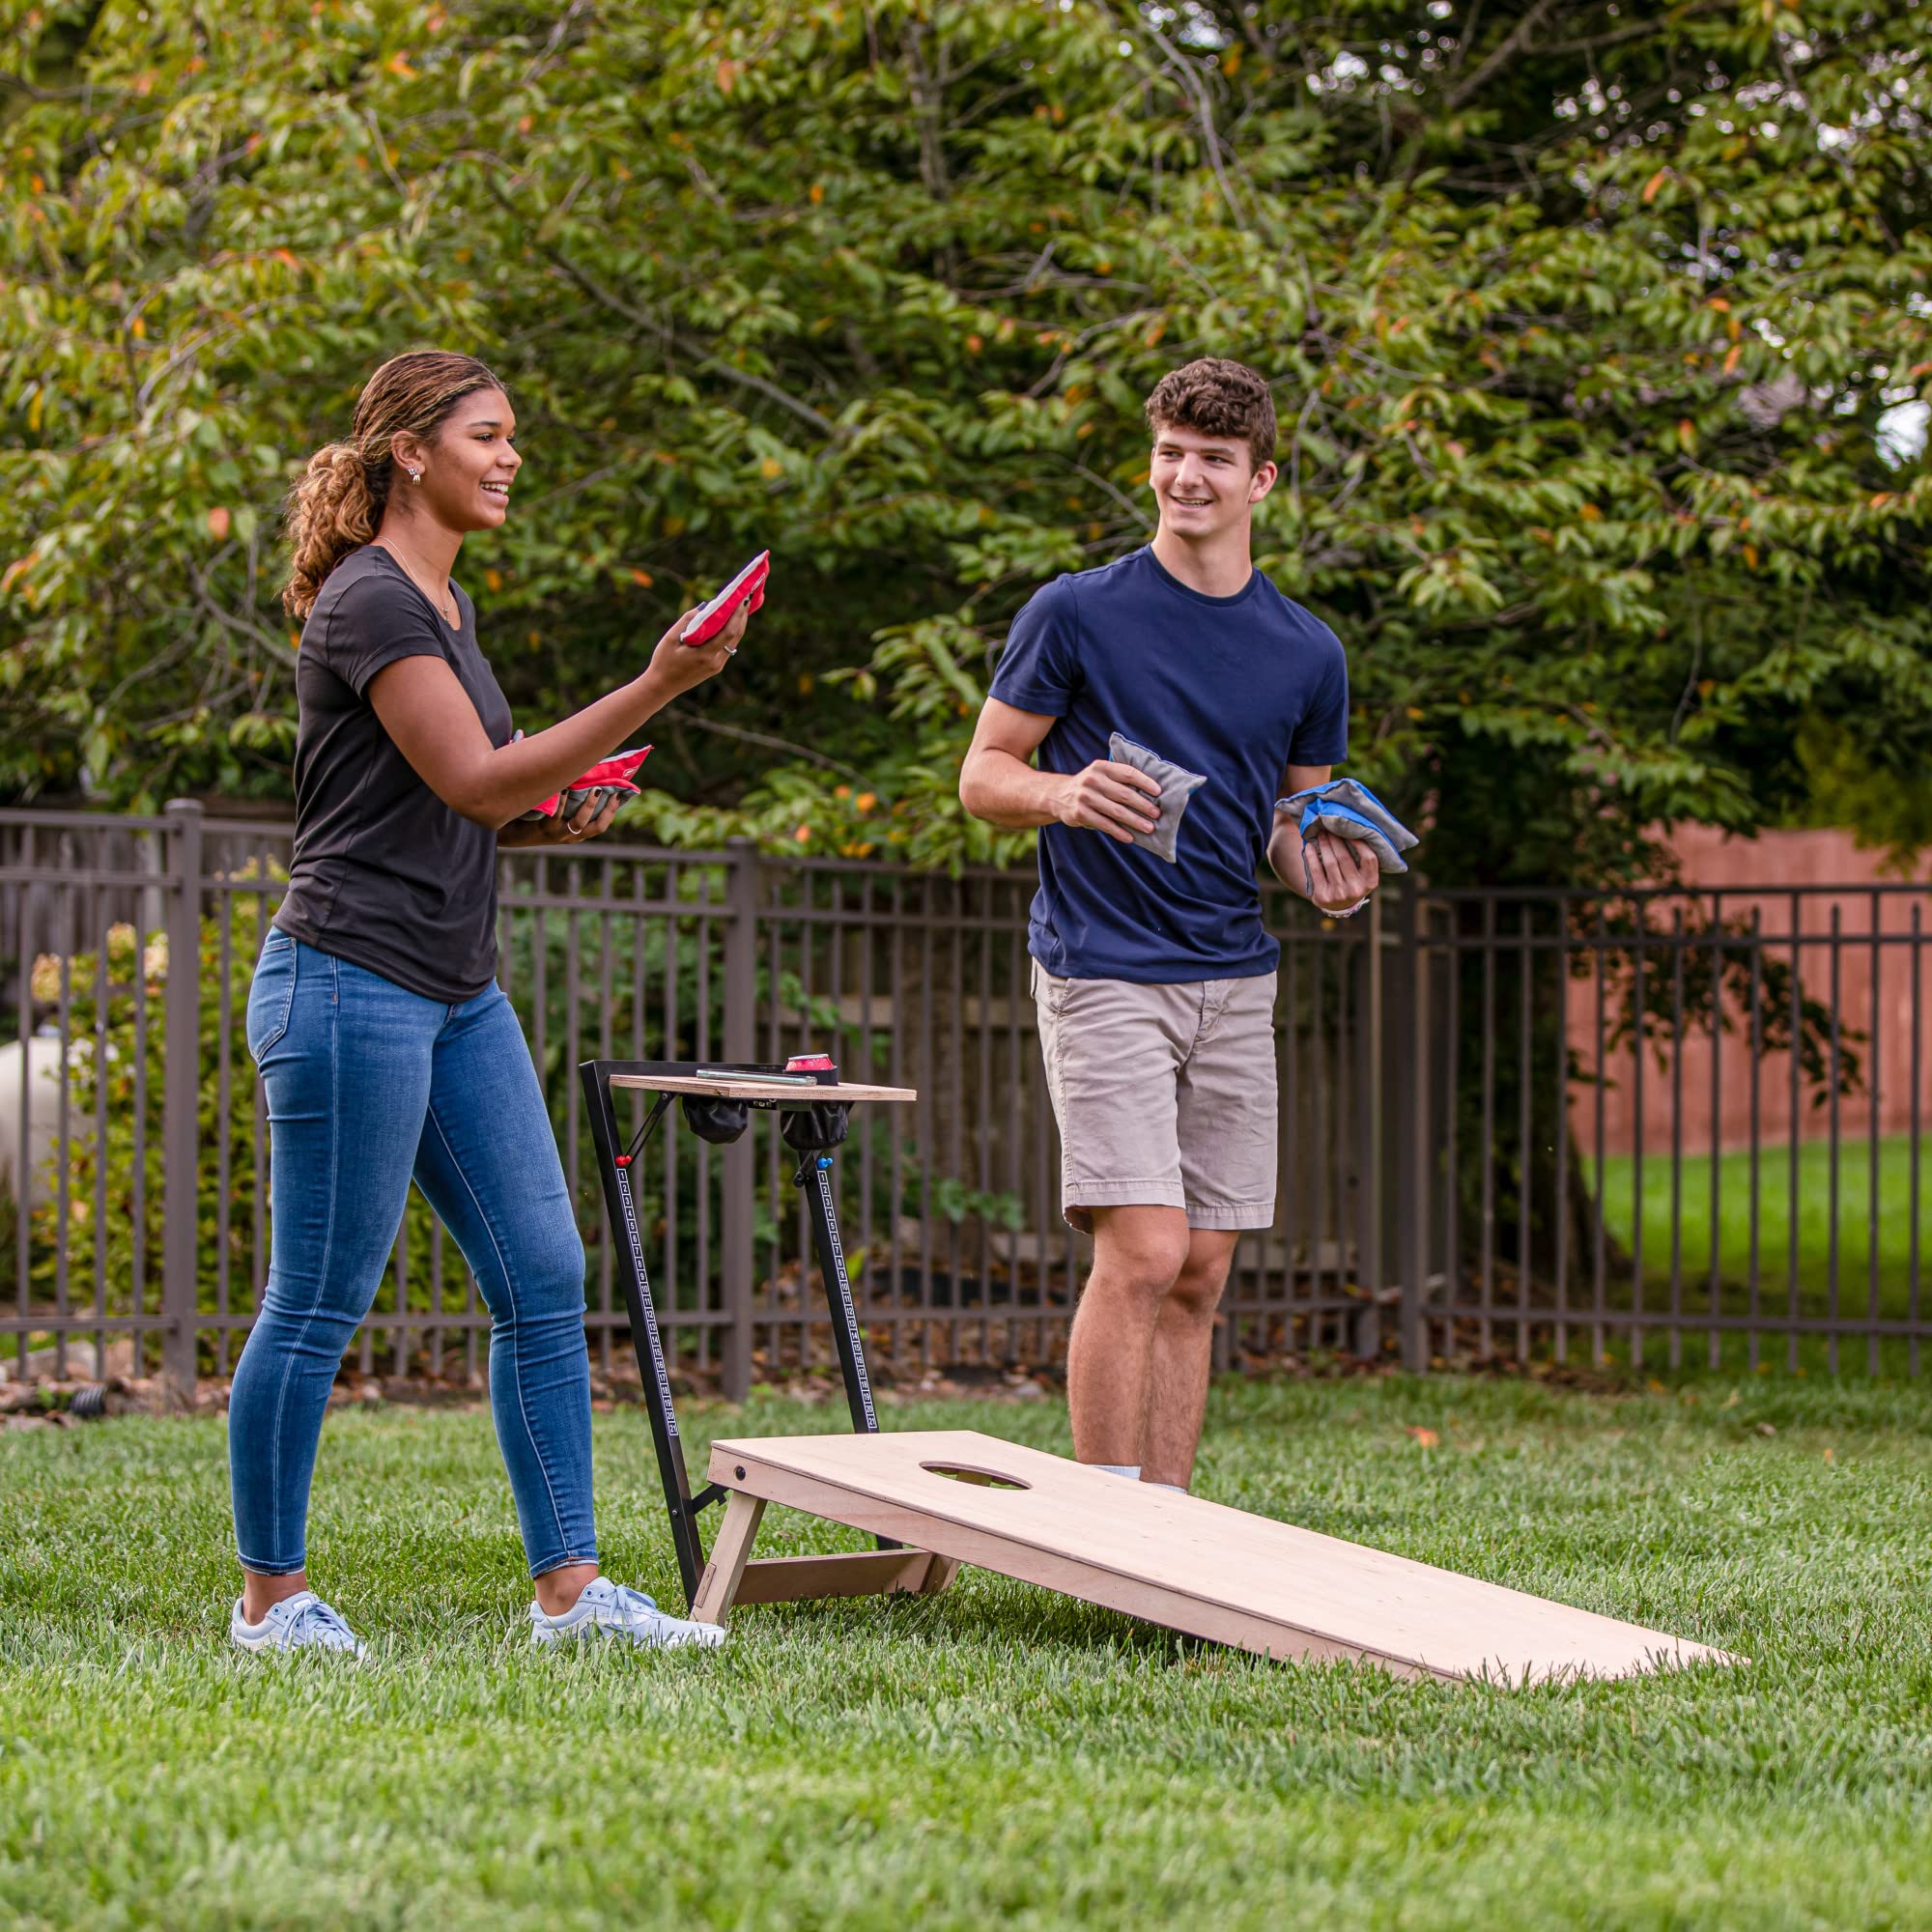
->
[529,1577,727,1651]
[231,1588,366,1657]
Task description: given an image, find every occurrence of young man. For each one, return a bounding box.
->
[958,356,1378,1491]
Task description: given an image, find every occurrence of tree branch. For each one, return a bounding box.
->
[186,561,298,669]
[902,14,952,201]
[1051,453,1153,532]
[2,0,109,135]
[526,223,847,441]
[1447,0,1560,111]
[1105,1,1254,233]
[676,713,873,786]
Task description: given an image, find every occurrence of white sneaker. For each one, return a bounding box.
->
[231,1588,367,1657]
[529,1577,727,1651]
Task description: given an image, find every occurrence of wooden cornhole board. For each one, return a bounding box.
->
[693,1428,1740,1685]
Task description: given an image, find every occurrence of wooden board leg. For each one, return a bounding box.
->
[919,1554,960,1596]
[691,1492,765,1626]
[730,1548,948,1605]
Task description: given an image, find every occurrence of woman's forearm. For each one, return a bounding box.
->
[470,667,685,829]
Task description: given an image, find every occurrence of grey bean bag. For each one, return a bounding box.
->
[1110,732,1208,865]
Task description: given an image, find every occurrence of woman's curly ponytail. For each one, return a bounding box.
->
[280,351,508,620]
[282,444,384,618]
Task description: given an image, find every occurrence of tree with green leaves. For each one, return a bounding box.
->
[2,0,1927,888]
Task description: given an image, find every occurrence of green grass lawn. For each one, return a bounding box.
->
[6,1378,1932,1930]
[1594,1134,1930,1337]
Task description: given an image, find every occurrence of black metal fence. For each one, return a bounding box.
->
[2,804,1926,1397]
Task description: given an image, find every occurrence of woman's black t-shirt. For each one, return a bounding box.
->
[273,546,513,1003]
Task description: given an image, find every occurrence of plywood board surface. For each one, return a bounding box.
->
[707,1429,1739,1685]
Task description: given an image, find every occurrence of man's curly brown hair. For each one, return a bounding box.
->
[1143,357,1277,471]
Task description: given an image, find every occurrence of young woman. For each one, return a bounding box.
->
[229,350,751,1655]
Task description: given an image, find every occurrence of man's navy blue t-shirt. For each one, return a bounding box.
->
[989,546,1350,983]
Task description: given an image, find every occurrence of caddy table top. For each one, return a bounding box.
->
[608,1071,917,1103]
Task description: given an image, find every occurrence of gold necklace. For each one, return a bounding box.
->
[376,539,458,629]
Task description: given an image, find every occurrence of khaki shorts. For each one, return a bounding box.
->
[1033,962,1279,1233]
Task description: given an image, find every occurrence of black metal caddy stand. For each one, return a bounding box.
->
[580,1057,937,1614]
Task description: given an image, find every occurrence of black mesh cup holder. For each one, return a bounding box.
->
[781,1102,851,1154]
[680,1095,750,1145]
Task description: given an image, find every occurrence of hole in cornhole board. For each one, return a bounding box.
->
[921,1461,1031,1491]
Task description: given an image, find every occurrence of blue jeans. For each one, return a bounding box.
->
[229,930,597,1578]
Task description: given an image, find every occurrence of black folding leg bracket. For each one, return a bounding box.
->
[580,1060,883,1610]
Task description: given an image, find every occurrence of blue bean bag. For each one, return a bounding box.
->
[1274,779,1419,880]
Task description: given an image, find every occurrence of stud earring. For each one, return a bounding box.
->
[407,468,422,482]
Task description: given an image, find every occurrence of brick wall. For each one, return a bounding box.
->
[1568,827,1932,1157]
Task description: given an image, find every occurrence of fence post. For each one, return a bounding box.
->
[160,799,204,1406]
[1396,884,1431,1373]
[1351,899,1385,1361]
[720,838,759,1401]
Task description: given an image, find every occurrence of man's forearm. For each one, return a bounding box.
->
[959,748,1070,830]
[1272,823,1379,914]
[1266,824,1308,895]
